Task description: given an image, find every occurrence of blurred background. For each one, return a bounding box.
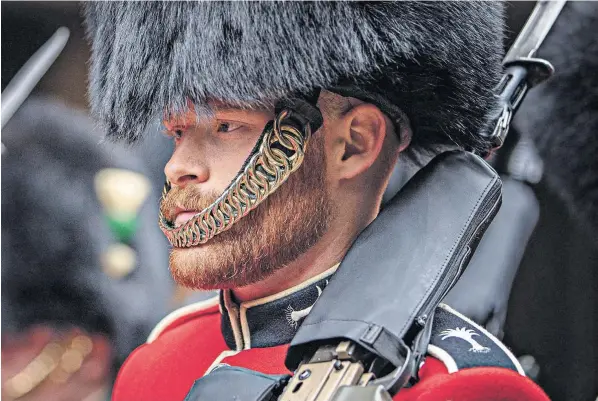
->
[1,2,596,401]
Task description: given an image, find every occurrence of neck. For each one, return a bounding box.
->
[232,201,379,303]
[232,225,356,303]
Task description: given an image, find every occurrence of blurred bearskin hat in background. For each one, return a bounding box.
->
[84,2,504,154]
[514,2,598,235]
[1,97,172,367]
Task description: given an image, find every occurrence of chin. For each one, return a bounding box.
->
[168,245,222,290]
[168,241,259,290]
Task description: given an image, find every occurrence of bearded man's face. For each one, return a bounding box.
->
[160,108,334,289]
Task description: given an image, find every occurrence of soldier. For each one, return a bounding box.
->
[1,98,172,401]
[84,3,550,400]
[514,2,598,236]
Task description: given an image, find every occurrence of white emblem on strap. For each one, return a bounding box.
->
[285,285,324,328]
[440,327,491,353]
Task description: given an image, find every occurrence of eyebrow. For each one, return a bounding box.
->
[164,100,273,126]
[214,107,275,123]
[209,97,274,113]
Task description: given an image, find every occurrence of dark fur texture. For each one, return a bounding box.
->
[514,3,598,233]
[1,98,171,365]
[84,2,504,152]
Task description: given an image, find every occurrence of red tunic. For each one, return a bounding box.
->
[112,273,549,401]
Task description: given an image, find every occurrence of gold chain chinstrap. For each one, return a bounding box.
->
[159,109,312,248]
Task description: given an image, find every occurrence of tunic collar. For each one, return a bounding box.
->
[220,264,339,350]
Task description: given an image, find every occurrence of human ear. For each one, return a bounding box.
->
[337,104,387,180]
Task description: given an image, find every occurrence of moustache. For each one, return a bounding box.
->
[160,186,221,223]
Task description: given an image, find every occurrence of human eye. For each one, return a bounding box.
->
[161,129,183,143]
[216,121,244,134]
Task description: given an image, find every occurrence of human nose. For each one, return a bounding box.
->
[164,143,210,188]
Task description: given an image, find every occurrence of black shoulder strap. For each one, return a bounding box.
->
[427,304,525,375]
[287,151,502,373]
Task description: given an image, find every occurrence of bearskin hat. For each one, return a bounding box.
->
[84,2,505,153]
[513,2,598,234]
[1,98,172,366]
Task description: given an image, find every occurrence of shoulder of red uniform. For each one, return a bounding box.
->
[407,357,548,401]
[146,295,220,343]
[112,296,225,401]
[402,303,549,401]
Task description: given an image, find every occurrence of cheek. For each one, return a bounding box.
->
[204,135,260,190]
[317,135,337,189]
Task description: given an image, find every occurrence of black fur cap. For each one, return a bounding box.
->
[514,2,598,234]
[1,98,172,365]
[84,2,505,152]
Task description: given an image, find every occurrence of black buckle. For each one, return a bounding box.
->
[484,57,555,155]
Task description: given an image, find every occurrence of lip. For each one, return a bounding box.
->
[173,208,200,228]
